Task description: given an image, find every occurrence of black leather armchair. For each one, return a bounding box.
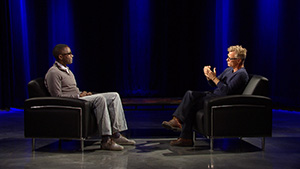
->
[193,75,272,151]
[24,78,98,151]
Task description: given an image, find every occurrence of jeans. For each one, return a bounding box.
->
[173,90,213,139]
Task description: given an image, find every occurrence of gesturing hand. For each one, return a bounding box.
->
[203,65,211,77]
[203,66,217,80]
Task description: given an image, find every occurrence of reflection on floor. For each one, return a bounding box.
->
[0,108,300,169]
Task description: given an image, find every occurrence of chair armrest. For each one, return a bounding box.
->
[204,95,272,108]
[24,97,91,109]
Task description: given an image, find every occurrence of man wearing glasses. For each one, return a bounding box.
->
[45,44,135,151]
[162,45,249,147]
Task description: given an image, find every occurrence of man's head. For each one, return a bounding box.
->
[52,44,73,66]
[227,45,247,61]
[227,45,247,68]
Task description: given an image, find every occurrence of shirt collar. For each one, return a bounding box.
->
[55,61,70,74]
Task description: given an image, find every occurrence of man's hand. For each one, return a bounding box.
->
[79,91,92,97]
[203,65,217,80]
[203,65,211,77]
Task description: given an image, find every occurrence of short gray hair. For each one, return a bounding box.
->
[227,45,247,62]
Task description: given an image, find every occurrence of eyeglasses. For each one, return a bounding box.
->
[62,52,73,56]
[227,56,238,60]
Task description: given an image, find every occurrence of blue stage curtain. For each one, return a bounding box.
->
[1,0,300,109]
[0,0,74,108]
[1,0,31,108]
[1,0,12,109]
[121,0,153,96]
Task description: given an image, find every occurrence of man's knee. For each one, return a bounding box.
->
[111,92,121,100]
[113,92,120,97]
[184,90,193,97]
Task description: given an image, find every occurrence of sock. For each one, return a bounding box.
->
[101,135,110,143]
[112,132,121,138]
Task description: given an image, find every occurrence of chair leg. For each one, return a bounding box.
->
[193,131,196,143]
[262,137,265,151]
[80,139,84,152]
[32,138,35,151]
[210,137,214,151]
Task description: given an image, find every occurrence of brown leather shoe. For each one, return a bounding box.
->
[170,138,193,147]
[162,116,182,132]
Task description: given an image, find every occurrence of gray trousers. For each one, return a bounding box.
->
[80,92,128,136]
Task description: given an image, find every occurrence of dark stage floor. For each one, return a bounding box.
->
[0,107,300,169]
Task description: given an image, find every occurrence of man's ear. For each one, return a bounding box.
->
[237,58,242,64]
[58,55,63,60]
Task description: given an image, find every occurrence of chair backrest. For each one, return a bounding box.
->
[28,78,51,98]
[242,75,269,96]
